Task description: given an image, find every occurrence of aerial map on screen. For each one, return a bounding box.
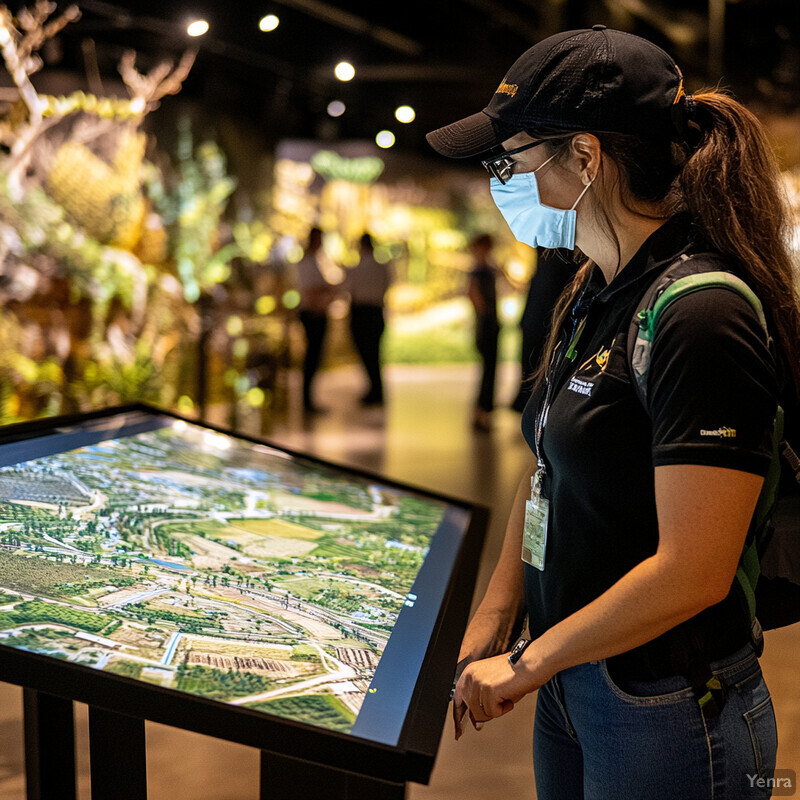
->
[0,418,448,735]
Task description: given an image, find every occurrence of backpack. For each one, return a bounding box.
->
[627,253,800,637]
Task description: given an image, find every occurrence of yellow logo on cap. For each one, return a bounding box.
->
[496,81,518,97]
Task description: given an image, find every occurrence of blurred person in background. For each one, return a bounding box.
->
[344,232,392,407]
[427,25,800,799]
[467,233,500,431]
[511,247,575,412]
[294,226,335,414]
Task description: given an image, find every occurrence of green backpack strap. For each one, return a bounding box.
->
[628,266,779,626]
[630,270,768,403]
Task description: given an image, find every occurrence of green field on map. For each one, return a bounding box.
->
[0,423,447,733]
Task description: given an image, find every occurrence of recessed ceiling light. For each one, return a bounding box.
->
[187,19,209,37]
[334,62,355,82]
[395,105,415,123]
[376,130,395,149]
[259,14,279,32]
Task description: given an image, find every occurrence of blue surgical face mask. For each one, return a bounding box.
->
[490,154,593,250]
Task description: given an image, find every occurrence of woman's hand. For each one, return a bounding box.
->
[452,651,545,739]
[450,608,524,739]
[449,458,535,739]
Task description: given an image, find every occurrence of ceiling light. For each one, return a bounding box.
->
[327,100,346,117]
[259,14,279,32]
[334,61,355,81]
[376,130,395,149]
[187,19,209,37]
[395,105,415,123]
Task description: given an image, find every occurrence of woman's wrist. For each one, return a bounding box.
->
[478,604,524,641]
[460,605,524,661]
[511,637,556,689]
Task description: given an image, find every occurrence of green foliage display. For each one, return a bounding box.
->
[0,171,196,419]
[0,96,257,423]
[0,176,138,307]
[383,316,475,365]
[145,117,240,303]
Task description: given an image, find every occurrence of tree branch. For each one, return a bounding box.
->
[118,49,197,113]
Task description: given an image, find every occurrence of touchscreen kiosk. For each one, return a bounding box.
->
[0,405,487,788]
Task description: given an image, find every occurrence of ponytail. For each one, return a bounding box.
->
[680,90,800,396]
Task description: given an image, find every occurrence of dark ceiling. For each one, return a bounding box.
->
[29,0,800,159]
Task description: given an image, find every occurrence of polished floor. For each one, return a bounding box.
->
[0,362,798,799]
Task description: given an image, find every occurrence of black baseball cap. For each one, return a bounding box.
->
[426,26,687,158]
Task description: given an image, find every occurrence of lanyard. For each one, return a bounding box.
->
[534,314,589,470]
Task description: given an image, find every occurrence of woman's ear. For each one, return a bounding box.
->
[569,134,602,184]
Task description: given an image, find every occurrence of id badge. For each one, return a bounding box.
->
[522,496,549,570]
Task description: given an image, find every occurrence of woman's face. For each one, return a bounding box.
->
[499,132,586,212]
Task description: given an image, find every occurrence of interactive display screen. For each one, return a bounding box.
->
[0,408,476,750]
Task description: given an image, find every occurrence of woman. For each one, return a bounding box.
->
[426,26,800,798]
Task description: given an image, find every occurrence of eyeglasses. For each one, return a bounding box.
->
[481,139,548,184]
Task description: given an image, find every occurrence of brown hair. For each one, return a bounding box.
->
[531,90,800,398]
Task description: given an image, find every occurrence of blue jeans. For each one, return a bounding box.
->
[534,644,777,799]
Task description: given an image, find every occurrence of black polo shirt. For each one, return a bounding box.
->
[520,214,778,677]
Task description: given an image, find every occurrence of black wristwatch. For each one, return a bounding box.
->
[508,637,532,665]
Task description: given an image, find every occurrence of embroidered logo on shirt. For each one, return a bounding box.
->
[579,345,612,374]
[567,377,595,396]
[700,427,737,439]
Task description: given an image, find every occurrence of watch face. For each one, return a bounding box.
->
[510,638,530,662]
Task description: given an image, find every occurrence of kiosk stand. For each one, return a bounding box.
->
[23,691,407,800]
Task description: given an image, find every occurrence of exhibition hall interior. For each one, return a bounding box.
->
[0,0,798,797]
